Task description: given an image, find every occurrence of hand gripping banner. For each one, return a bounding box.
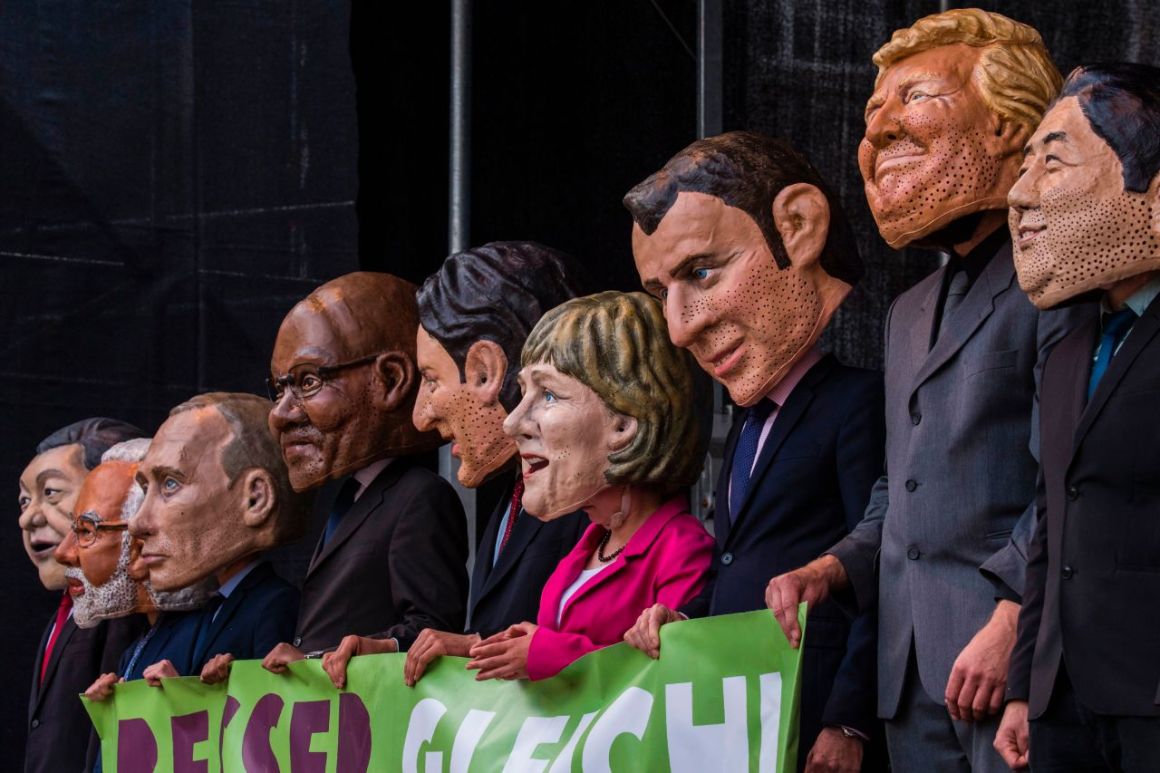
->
[85,608,806,772]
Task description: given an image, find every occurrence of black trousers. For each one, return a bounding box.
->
[1029,664,1160,772]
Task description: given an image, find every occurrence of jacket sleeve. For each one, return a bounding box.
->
[980,301,1091,600]
[1006,466,1049,702]
[377,477,469,651]
[821,374,884,735]
[825,297,897,617]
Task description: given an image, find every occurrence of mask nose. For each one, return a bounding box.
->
[665,288,712,350]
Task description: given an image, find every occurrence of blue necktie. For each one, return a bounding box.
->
[322,477,360,545]
[727,399,778,527]
[1087,308,1137,399]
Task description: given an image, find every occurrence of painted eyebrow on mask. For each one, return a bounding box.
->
[1023,131,1068,157]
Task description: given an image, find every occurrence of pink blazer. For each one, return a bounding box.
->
[526,496,713,680]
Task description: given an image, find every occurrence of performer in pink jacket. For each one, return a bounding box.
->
[467,291,713,681]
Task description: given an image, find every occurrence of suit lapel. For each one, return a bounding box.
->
[29,615,54,716]
[194,563,267,666]
[911,244,1015,392]
[725,357,833,544]
[1057,319,1097,455]
[307,462,405,577]
[714,414,742,545]
[1074,297,1160,453]
[33,615,77,713]
[476,506,542,608]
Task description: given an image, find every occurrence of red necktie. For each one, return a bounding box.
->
[40,593,73,685]
[498,477,524,553]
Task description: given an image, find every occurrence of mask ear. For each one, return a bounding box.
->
[606,414,638,452]
[374,351,417,412]
[463,340,508,407]
[989,114,1031,160]
[772,183,829,270]
[240,469,275,528]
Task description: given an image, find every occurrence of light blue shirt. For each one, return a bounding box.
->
[1098,274,1160,359]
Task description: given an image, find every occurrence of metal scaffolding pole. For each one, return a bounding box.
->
[446,0,478,567]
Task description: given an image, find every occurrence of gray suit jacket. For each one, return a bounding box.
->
[827,240,1088,717]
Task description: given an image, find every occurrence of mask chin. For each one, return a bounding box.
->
[530,477,610,522]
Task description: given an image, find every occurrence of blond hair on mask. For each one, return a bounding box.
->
[874,8,1062,128]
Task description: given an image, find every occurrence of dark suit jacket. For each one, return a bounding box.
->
[26,609,143,773]
[468,479,587,638]
[191,561,298,668]
[1010,294,1160,718]
[294,458,468,653]
[683,355,884,747]
[118,610,200,681]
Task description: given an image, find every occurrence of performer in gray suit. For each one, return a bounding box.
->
[765,9,1090,771]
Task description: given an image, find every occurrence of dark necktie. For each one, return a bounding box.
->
[1087,308,1137,399]
[40,593,72,685]
[498,476,524,555]
[727,399,778,527]
[322,477,360,546]
[936,268,970,345]
[192,593,224,662]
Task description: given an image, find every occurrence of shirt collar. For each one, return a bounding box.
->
[352,457,392,501]
[217,559,260,599]
[767,346,823,407]
[1102,274,1160,319]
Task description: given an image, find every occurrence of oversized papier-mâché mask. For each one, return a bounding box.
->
[503,292,707,520]
[858,9,1061,249]
[55,458,149,627]
[413,241,589,488]
[129,393,310,591]
[268,273,441,492]
[626,131,863,407]
[1010,64,1160,309]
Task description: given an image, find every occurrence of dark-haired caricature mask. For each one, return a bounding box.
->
[18,444,87,590]
[413,326,515,487]
[268,273,439,492]
[859,44,1026,248]
[632,189,848,407]
[1010,97,1160,308]
[53,461,155,627]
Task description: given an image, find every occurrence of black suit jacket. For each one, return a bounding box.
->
[683,355,884,747]
[468,480,587,638]
[26,608,143,773]
[1011,294,1160,718]
[190,561,298,668]
[294,458,468,653]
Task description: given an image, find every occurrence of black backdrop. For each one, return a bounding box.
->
[2,0,1158,763]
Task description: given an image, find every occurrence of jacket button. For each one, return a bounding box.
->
[1061,565,1074,580]
[905,479,918,492]
[720,552,734,566]
[1066,486,1080,501]
[293,635,302,648]
[907,546,920,560]
[910,413,922,425]
[30,718,39,729]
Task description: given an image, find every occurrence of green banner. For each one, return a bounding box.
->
[85,608,805,772]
